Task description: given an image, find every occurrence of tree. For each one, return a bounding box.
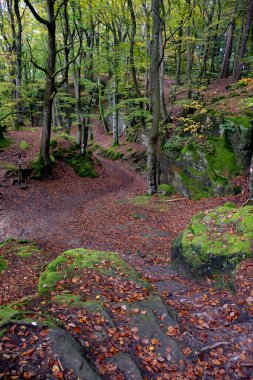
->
[146,0,161,195]
[233,0,253,81]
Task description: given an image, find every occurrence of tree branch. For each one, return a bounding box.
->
[23,0,49,26]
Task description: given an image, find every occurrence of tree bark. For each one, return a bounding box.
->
[249,154,253,204]
[147,0,161,195]
[24,0,57,175]
[233,0,253,81]
[14,0,24,127]
[220,18,236,78]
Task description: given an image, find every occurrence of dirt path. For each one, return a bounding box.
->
[1,123,253,379]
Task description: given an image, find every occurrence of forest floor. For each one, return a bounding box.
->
[0,79,253,379]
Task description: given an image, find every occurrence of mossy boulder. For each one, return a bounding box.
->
[55,148,98,178]
[38,249,148,295]
[160,136,241,199]
[172,203,253,276]
[224,116,253,167]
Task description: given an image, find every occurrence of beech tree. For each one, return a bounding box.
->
[147,0,161,195]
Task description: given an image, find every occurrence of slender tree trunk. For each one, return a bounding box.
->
[159,27,167,120]
[98,76,109,133]
[14,0,24,127]
[41,16,56,174]
[112,79,119,146]
[186,0,193,99]
[233,0,253,81]
[147,0,161,195]
[220,19,236,78]
[176,26,183,84]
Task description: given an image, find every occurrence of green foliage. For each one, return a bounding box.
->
[158,184,176,196]
[19,140,30,150]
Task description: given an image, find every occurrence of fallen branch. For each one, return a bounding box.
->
[156,197,186,203]
[199,341,230,354]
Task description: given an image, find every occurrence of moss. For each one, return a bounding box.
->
[0,161,18,170]
[158,184,176,196]
[19,140,30,150]
[97,146,124,160]
[50,138,57,149]
[0,239,43,259]
[54,294,82,305]
[176,204,253,276]
[55,148,98,178]
[68,153,98,178]
[0,256,7,272]
[32,153,57,177]
[16,243,41,258]
[39,249,146,294]
[127,195,152,206]
[226,116,252,129]
[0,306,18,322]
[180,171,212,200]
[206,137,241,178]
[54,132,76,143]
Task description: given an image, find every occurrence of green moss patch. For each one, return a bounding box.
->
[0,255,7,272]
[96,146,124,160]
[55,148,98,178]
[0,161,17,170]
[172,203,253,276]
[0,239,43,259]
[38,249,149,298]
[158,184,176,196]
[19,140,30,150]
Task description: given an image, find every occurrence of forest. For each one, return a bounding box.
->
[0,0,253,379]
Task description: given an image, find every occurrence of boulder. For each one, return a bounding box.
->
[172,203,253,276]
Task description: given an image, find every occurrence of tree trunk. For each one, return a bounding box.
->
[112,79,119,146]
[249,154,253,204]
[14,0,24,128]
[24,0,57,175]
[233,0,253,81]
[186,0,193,99]
[147,0,161,195]
[220,19,235,78]
[176,26,183,84]
[41,14,56,175]
[159,27,167,120]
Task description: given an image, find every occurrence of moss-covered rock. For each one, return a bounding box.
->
[172,203,253,276]
[38,249,148,294]
[55,148,98,178]
[160,136,241,200]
